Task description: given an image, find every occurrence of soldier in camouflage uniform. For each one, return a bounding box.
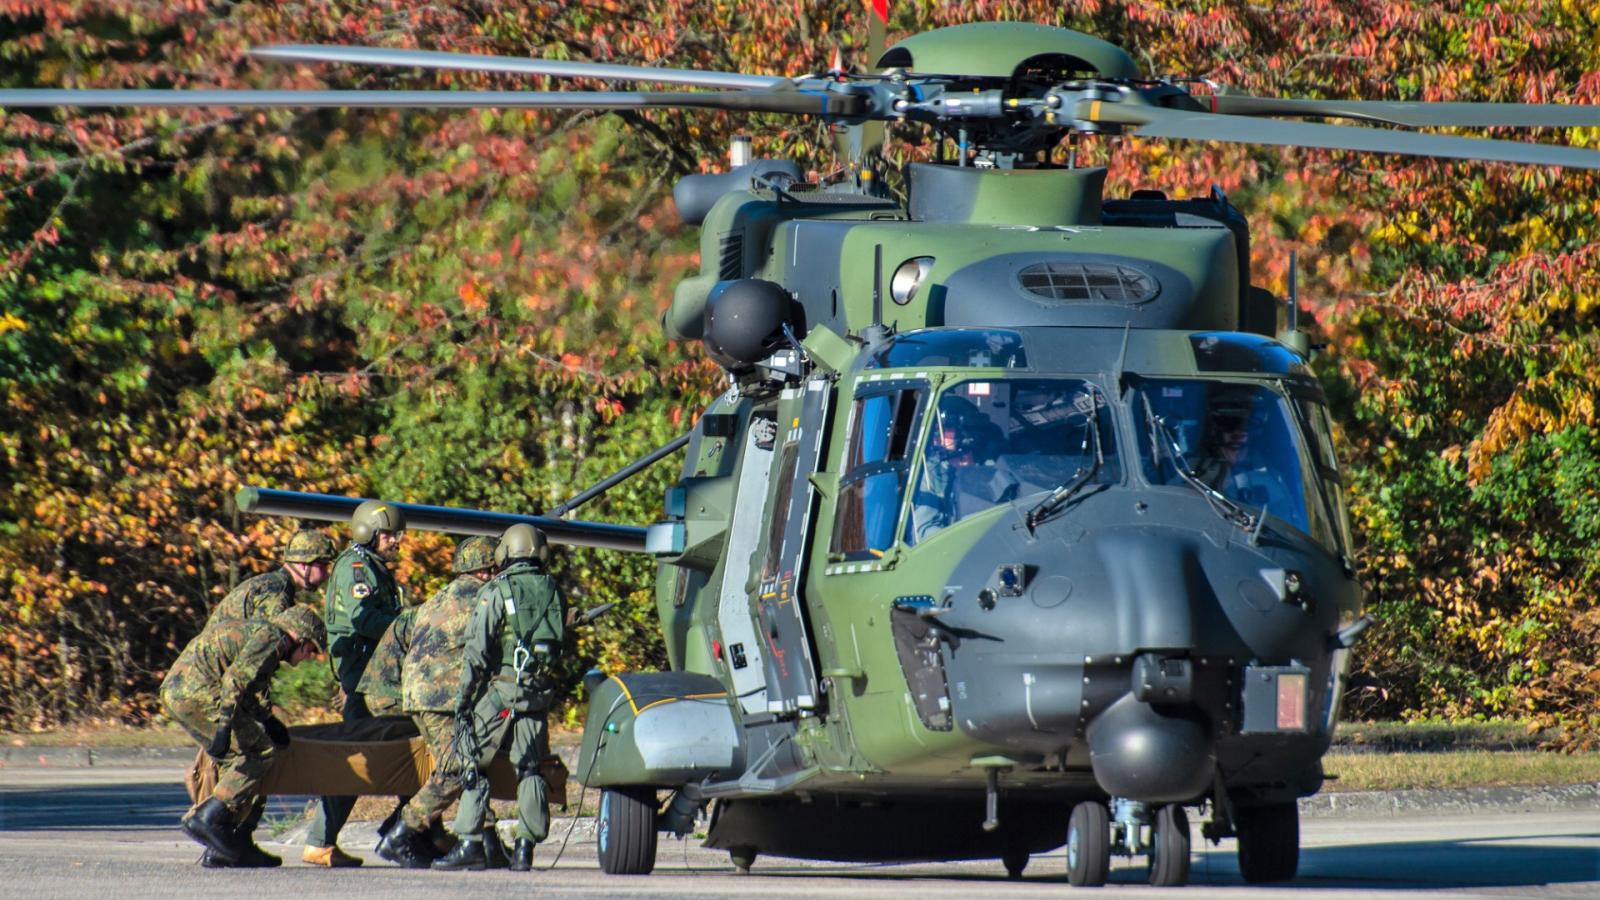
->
[433,524,565,873]
[375,535,498,869]
[200,530,336,631]
[358,594,422,716]
[304,499,407,867]
[161,606,326,867]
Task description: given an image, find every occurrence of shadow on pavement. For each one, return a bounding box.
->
[0,781,310,832]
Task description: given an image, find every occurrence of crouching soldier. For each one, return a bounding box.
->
[433,524,565,872]
[201,529,335,631]
[376,535,497,868]
[161,606,326,867]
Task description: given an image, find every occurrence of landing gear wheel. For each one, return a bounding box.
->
[1066,801,1110,887]
[597,786,658,875]
[729,846,757,874]
[1148,804,1191,887]
[1236,801,1299,884]
[1002,847,1029,879]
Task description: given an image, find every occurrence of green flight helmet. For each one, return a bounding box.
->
[453,535,499,574]
[350,499,407,545]
[270,605,327,652]
[495,523,547,567]
[283,529,336,563]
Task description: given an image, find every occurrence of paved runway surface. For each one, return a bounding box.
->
[2,764,1597,898]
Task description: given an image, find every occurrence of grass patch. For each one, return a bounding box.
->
[1323,749,1600,792]
[1335,719,1554,752]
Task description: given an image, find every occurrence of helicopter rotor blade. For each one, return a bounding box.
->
[1209,94,1600,128]
[252,44,790,91]
[0,87,860,116]
[1091,102,1600,170]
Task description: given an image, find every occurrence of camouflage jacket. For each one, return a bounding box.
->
[358,606,418,714]
[324,542,401,692]
[456,562,564,707]
[160,616,288,720]
[201,568,299,632]
[402,574,483,712]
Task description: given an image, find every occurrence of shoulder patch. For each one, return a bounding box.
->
[351,561,365,569]
[352,583,372,599]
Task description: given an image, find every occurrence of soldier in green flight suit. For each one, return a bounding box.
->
[432,524,565,873]
[201,529,336,630]
[375,535,498,869]
[303,499,407,868]
[162,606,326,867]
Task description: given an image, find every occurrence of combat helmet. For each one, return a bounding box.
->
[270,605,327,652]
[453,535,498,574]
[283,529,337,563]
[495,523,548,567]
[351,499,407,544]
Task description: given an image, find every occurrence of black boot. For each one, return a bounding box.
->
[182,798,243,865]
[484,827,509,870]
[431,837,487,871]
[428,817,457,856]
[509,838,534,872]
[376,821,437,869]
[198,849,230,868]
[232,821,283,868]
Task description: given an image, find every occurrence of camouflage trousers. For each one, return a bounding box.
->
[162,691,275,820]
[401,710,463,831]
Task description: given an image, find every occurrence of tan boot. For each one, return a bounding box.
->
[302,845,363,867]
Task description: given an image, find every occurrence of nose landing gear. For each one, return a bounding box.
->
[1069,798,1193,887]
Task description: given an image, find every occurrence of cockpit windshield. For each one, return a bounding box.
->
[1131,379,1336,547]
[908,378,1119,544]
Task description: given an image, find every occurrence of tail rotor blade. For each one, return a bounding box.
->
[252,44,790,91]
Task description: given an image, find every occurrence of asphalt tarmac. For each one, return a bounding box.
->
[1,764,1597,898]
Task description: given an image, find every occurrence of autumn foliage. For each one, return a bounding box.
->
[3,1,1598,740]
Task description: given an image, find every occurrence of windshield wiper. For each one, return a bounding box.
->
[1025,390,1105,531]
[1140,393,1261,535]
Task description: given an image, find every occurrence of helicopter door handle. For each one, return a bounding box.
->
[822,666,865,682]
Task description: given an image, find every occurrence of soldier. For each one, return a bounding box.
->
[161,606,326,867]
[433,524,565,872]
[375,535,498,868]
[303,499,407,867]
[201,529,336,629]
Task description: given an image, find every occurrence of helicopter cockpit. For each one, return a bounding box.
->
[833,327,1353,560]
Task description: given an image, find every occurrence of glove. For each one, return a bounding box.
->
[261,715,291,748]
[206,721,232,761]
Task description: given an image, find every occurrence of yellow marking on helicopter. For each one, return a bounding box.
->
[1089,100,1102,121]
[608,673,727,715]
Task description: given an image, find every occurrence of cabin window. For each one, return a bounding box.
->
[908,378,1120,544]
[831,386,925,561]
[1017,261,1158,304]
[760,441,801,580]
[1131,379,1337,551]
[865,329,1028,370]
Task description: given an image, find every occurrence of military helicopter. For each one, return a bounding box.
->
[11,18,1600,888]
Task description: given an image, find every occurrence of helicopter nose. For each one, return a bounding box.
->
[935,519,1267,803]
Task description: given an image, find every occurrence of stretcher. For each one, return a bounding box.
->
[183,715,569,808]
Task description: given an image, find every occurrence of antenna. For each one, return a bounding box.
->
[872,243,884,329]
[1288,249,1299,332]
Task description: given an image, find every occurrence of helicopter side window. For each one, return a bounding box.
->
[908,378,1120,544]
[865,329,1028,370]
[1295,397,1355,554]
[1132,379,1336,549]
[831,387,926,561]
